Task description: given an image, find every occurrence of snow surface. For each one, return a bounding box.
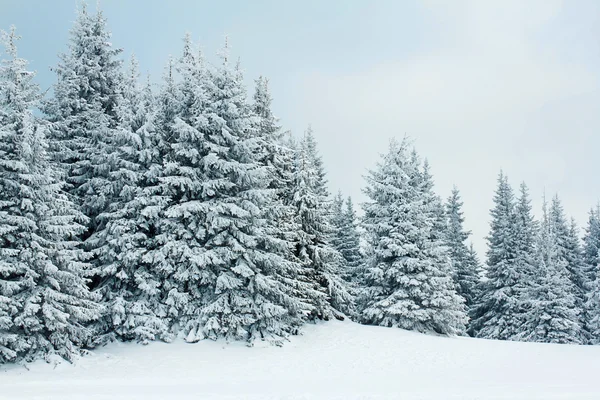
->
[2,320,599,400]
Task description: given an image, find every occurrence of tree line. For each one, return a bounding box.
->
[1,5,599,364]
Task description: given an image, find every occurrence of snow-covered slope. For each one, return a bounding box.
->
[2,320,599,400]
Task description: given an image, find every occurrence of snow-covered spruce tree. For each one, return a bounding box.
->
[145,38,212,337]
[330,192,363,283]
[583,206,600,286]
[0,27,100,363]
[565,217,588,342]
[292,130,354,319]
[44,4,123,244]
[359,139,466,335]
[251,76,315,322]
[88,55,170,344]
[470,172,526,340]
[508,182,538,339]
[154,38,307,343]
[519,197,580,344]
[421,160,468,333]
[445,186,478,310]
[584,206,600,343]
[464,243,483,313]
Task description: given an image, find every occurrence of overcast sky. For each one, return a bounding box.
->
[2,0,600,256]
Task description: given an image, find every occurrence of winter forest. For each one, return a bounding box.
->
[2,4,600,366]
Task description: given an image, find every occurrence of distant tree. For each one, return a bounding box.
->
[359,139,466,335]
[445,187,479,310]
[583,206,600,341]
[330,192,363,283]
[291,129,354,319]
[519,197,580,344]
[470,172,526,340]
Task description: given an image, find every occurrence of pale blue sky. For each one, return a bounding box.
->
[2,0,600,255]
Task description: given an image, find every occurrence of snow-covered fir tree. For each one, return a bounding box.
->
[583,206,600,285]
[583,206,600,341]
[445,186,479,310]
[291,129,354,319]
[44,4,123,243]
[509,182,538,337]
[152,38,308,344]
[359,139,466,335]
[251,76,316,323]
[519,196,580,344]
[330,192,363,283]
[464,243,483,313]
[470,172,526,340]
[564,217,587,342]
[0,27,100,363]
[146,37,212,338]
[89,55,170,344]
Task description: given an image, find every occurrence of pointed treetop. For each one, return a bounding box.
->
[182,32,193,57]
[0,26,19,59]
[219,34,230,65]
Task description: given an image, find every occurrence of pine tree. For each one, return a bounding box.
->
[330,194,362,283]
[583,206,600,285]
[583,206,600,341]
[251,75,315,329]
[470,172,525,340]
[464,243,483,315]
[565,217,587,342]
[152,38,308,343]
[292,130,354,319]
[445,187,478,310]
[44,4,123,242]
[146,37,212,337]
[0,27,100,363]
[359,139,466,335]
[89,55,169,344]
[519,197,580,344]
[510,182,538,336]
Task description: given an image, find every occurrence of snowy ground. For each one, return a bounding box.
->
[2,320,599,400]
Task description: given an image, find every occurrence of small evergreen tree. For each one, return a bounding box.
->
[470,172,525,340]
[330,193,362,282]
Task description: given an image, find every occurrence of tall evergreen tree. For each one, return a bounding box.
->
[330,192,362,282]
[359,139,466,335]
[583,206,600,285]
[445,187,478,310]
[251,75,315,329]
[146,37,212,337]
[583,206,600,341]
[0,27,100,363]
[509,182,538,337]
[464,243,483,315]
[89,55,169,344]
[470,172,525,339]
[44,4,123,242]
[519,197,580,344]
[152,38,308,343]
[565,217,587,342]
[292,130,353,319]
